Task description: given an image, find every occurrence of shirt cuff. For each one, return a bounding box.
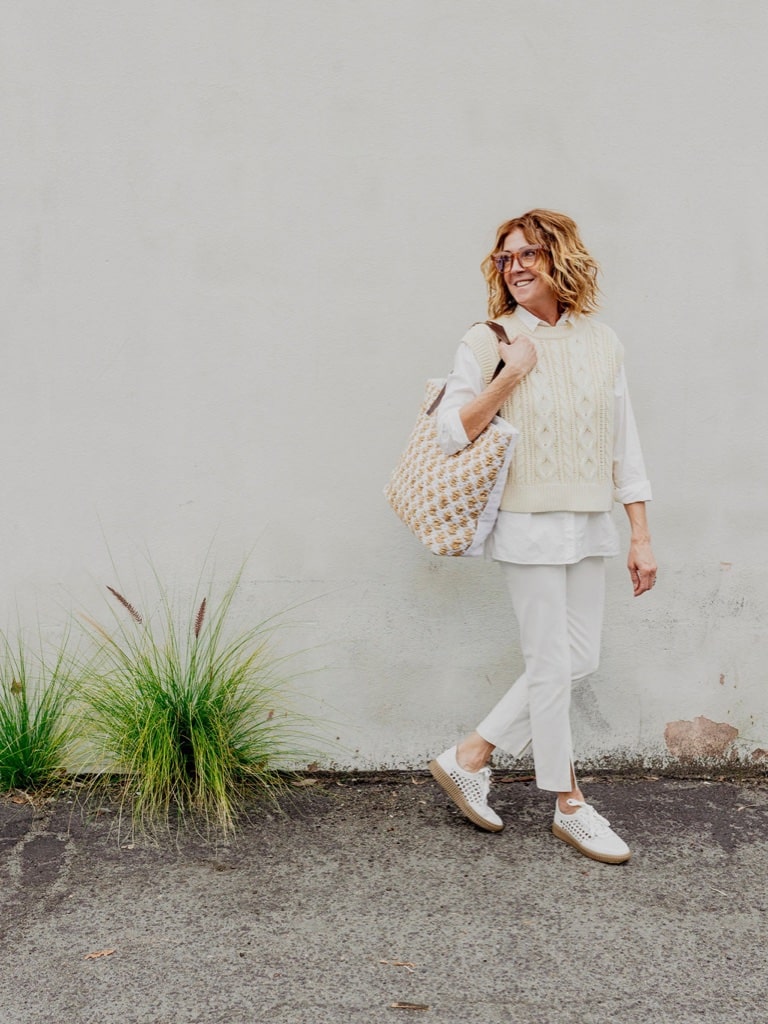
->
[436,406,471,455]
[614,481,653,504]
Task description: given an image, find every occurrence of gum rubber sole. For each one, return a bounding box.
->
[551,822,631,864]
[428,758,504,833]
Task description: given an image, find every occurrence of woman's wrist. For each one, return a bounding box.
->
[624,501,651,542]
[497,365,524,389]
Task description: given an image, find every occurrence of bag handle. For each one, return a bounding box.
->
[427,321,509,415]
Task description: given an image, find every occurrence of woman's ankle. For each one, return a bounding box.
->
[456,733,495,773]
[557,789,585,814]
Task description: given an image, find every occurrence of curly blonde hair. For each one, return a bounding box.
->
[481,209,601,318]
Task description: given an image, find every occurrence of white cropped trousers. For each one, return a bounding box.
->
[475,556,606,792]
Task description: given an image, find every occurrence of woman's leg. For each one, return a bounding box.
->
[566,555,605,684]
[445,556,629,860]
[455,732,495,772]
[556,556,606,810]
[475,557,607,796]
[477,562,574,792]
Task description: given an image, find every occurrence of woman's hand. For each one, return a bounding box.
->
[498,335,537,379]
[624,501,657,597]
[628,538,657,596]
[459,335,537,442]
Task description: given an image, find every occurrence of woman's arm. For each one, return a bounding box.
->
[612,367,656,596]
[625,501,657,596]
[612,367,652,504]
[436,332,535,455]
[459,336,536,441]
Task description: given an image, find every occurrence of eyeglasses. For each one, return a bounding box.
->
[492,245,546,272]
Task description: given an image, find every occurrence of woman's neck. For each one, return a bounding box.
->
[517,298,561,326]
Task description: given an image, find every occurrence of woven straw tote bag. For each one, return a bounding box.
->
[384,322,519,557]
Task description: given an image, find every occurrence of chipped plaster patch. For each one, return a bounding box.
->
[664,716,739,760]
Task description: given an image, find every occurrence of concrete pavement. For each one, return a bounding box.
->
[1,775,767,1023]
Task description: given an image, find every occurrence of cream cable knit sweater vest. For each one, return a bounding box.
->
[464,314,623,513]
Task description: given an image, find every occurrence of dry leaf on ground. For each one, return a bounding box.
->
[379,960,415,972]
[84,949,116,960]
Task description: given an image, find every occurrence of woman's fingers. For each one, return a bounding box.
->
[498,335,537,375]
[628,543,657,597]
[634,570,656,595]
[629,565,657,596]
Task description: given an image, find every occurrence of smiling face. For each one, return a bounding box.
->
[500,227,560,324]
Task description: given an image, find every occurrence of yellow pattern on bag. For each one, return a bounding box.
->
[384,379,517,557]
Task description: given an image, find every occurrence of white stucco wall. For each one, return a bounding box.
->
[2,1,767,770]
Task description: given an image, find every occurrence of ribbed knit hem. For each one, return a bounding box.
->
[500,483,613,514]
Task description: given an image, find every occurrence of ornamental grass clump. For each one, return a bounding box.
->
[0,631,77,792]
[81,574,302,834]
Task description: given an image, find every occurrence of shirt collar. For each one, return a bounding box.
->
[516,305,572,330]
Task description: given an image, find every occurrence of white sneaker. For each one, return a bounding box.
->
[428,746,503,832]
[552,798,631,864]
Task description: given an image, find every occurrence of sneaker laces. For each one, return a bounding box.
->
[455,764,494,805]
[576,801,611,838]
[452,758,494,807]
[476,765,492,799]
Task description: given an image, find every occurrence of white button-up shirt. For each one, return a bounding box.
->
[436,307,652,564]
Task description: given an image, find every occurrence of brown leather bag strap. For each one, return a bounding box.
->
[427,321,508,416]
[426,384,448,417]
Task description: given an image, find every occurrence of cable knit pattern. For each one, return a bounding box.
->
[464,314,622,513]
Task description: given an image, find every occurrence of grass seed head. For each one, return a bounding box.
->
[194,598,207,639]
[106,587,143,624]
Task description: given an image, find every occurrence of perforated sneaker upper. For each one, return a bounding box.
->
[554,799,629,859]
[433,746,503,830]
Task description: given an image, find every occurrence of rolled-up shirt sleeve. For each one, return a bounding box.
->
[613,365,653,504]
[435,342,485,455]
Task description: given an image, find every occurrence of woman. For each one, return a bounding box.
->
[428,209,656,864]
